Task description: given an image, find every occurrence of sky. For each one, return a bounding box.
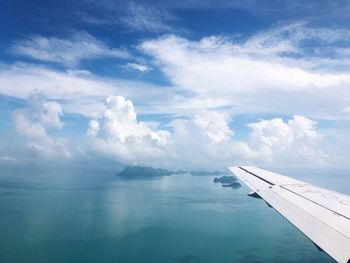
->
[1,0,350,170]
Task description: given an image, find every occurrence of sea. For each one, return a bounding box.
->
[1,168,349,263]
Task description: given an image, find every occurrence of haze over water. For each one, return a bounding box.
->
[1,169,348,263]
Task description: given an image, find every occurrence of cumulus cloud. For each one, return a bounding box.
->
[12,92,71,159]
[86,98,237,168]
[167,114,326,168]
[87,96,171,164]
[193,111,233,144]
[86,95,325,169]
[11,32,129,66]
[246,116,325,163]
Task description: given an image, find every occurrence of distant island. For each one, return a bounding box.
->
[190,170,229,176]
[116,166,236,181]
[213,176,237,184]
[213,176,241,188]
[116,166,183,178]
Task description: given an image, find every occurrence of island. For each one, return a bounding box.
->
[117,165,177,178]
[213,175,241,188]
[213,175,237,184]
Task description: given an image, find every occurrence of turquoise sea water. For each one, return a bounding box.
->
[0,169,349,263]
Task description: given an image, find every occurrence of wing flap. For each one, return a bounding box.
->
[280,184,350,220]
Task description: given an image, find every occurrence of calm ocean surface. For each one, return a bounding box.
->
[1,169,349,263]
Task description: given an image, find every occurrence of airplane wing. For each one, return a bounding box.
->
[228,166,350,263]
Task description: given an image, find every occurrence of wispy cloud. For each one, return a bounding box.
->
[78,11,117,25]
[119,2,175,33]
[5,22,350,121]
[244,21,350,56]
[0,155,17,162]
[139,23,350,119]
[0,63,174,117]
[123,62,153,73]
[11,31,129,67]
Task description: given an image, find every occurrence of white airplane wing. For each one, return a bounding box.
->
[228,166,350,263]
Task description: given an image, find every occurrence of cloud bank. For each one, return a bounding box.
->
[84,95,325,169]
[2,22,350,169]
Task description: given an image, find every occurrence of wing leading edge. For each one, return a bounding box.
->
[228,166,350,263]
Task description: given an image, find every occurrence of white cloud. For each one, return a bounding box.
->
[141,33,349,93]
[0,63,175,117]
[86,95,326,169]
[120,3,174,33]
[342,106,350,113]
[0,155,17,162]
[78,11,117,26]
[87,99,238,168]
[12,92,71,159]
[124,62,153,72]
[248,118,294,151]
[243,22,350,56]
[87,96,171,164]
[193,111,233,144]
[167,114,326,168]
[11,32,129,66]
[192,115,324,167]
[87,120,100,137]
[139,25,350,119]
[246,115,325,163]
[4,23,350,120]
[3,92,327,168]
[2,24,348,168]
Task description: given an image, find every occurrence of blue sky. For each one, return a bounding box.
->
[1,0,350,170]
